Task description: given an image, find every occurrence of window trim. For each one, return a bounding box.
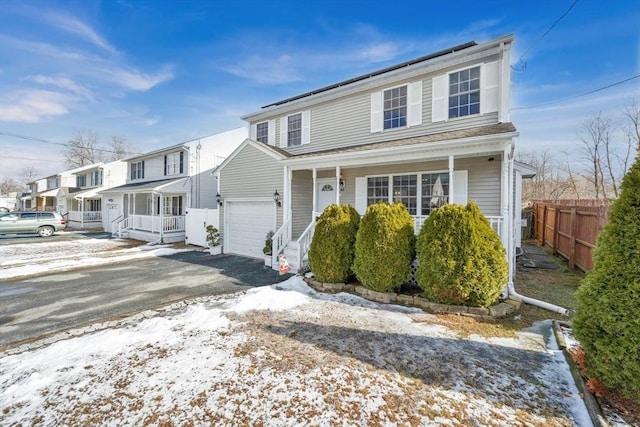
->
[364,169,451,215]
[382,83,408,130]
[287,112,303,147]
[256,121,269,144]
[447,65,481,120]
[130,161,145,181]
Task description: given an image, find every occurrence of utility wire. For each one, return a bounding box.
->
[0,130,139,156]
[511,74,640,111]
[512,0,581,71]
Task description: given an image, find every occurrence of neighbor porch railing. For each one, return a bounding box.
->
[128,214,185,233]
[68,211,102,222]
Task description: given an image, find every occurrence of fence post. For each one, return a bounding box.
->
[542,204,548,247]
[568,208,576,269]
[552,207,560,255]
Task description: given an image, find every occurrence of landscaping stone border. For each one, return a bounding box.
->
[304,278,520,318]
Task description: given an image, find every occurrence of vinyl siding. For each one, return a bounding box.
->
[291,170,313,237]
[219,144,283,239]
[311,156,502,217]
[264,55,501,155]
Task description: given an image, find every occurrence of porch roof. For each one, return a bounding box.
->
[99,177,189,194]
[282,122,517,169]
[36,188,60,197]
[72,187,102,199]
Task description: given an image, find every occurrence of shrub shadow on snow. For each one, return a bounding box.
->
[260,319,575,421]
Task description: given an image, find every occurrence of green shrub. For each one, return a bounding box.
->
[415,201,507,307]
[573,156,640,402]
[308,204,360,283]
[352,203,415,292]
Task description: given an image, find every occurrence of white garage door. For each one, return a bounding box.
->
[226,201,276,258]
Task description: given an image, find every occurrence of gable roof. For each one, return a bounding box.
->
[214,138,290,174]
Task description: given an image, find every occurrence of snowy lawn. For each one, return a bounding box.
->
[1,276,591,426]
[0,238,194,280]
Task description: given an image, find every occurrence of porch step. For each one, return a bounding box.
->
[281,243,300,273]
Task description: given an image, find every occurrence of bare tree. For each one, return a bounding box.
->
[0,178,22,195]
[64,131,102,168]
[517,149,572,201]
[623,100,640,155]
[579,113,610,199]
[106,135,137,161]
[19,166,38,186]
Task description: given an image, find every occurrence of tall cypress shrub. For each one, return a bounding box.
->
[416,201,507,307]
[573,156,640,402]
[352,203,415,292]
[308,204,360,283]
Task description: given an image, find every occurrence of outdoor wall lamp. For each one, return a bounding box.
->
[339,175,345,192]
[216,192,223,206]
[273,190,281,207]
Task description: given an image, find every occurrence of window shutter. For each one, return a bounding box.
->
[301,110,311,145]
[370,92,382,133]
[164,155,167,176]
[279,117,287,147]
[141,161,145,179]
[452,170,468,205]
[355,177,367,214]
[431,74,448,122]
[481,61,500,115]
[179,151,184,174]
[250,123,257,140]
[407,80,423,127]
[268,119,276,145]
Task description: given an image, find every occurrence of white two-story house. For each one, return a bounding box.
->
[100,127,247,243]
[64,160,128,229]
[216,34,528,289]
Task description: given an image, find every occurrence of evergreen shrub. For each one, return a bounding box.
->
[352,203,415,292]
[573,156,640,402]
[308,204,360,283]
[415,201,507,307]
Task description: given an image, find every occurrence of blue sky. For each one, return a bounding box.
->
[0,0,638,181]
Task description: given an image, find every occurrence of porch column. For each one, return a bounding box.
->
[448,155,454,203]
[80,197,84,229]
[287,166,293,241]
[335,166,341,205]
[282,166,289,225]
[312,168,317,216]
[506,148,515,288]
[158,192,164,242]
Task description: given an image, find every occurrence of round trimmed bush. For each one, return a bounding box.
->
[352,202,415,292]
[415,201,507,307]
[573,156,640,402]
[308,204,360,283]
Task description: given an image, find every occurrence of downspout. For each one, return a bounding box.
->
[504,142,569,316]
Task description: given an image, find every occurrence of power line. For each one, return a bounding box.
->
[0,130,138,156]
[511,74,640,111]
[512,0,581,71]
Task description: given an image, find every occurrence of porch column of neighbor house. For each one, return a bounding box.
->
[312,168,317,216]
[80,197,84,228]
[131,194,135,215]
[448,155,455,203]
[335,166,341,205]
[158,191,164,242]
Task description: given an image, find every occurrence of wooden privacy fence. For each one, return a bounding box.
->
[533,200,610,272]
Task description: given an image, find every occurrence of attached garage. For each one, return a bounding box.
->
[225,200,276,258]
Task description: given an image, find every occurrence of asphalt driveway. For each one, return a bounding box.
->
[0,250,290,350]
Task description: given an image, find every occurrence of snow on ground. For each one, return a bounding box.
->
[0,237,194,280]
[1,276,593,426]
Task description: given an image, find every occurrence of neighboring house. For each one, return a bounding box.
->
[216,34,525,290]
[100,127,247,243]
[65,160,128,229]
[19,191,32,210]
[0,192,19,211]
[29,165,96,213]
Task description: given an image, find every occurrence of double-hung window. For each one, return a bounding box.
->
[77,175,86,187]
[256,122,269,143]
[131,161,144,180]
[449,66,480,119]
[287,113,302,146]
[392,175,417,215]
[90,170,103,187]
[367,176,389,206]
[165,152,183,176]
[421,173,449,215]
[383,86,407,129]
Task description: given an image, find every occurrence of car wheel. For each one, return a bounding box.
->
[37,226,54,237]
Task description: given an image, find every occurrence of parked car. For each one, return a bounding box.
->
[0,207,9,213]
[0,211,67,237]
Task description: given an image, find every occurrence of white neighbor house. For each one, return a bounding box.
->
[216,34,528,293]
[100,127,247,243]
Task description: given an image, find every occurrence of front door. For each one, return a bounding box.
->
[316,179,337,214]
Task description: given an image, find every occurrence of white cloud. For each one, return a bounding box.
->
[0,89,74,123]
[106,66,175,91]
[43,12,118,55]
[24,75,93,100]
[224,54,301,84]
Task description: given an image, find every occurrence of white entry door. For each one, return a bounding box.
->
[316,179,337,214]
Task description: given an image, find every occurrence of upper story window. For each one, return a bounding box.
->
[383,86,407,129]
[256,122,269,143]
[77,175,86,187]
[131,161,144,180]
[287,113,302,146]
[165,152,184,176]
[449,66,480,119]
[90,170,103,187]
[47,177,59,189]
